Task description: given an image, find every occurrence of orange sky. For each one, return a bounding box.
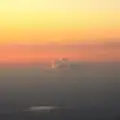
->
[0,43,120,63]
[0,0,120,62]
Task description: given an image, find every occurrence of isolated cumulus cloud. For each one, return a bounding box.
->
[52,58,70,69]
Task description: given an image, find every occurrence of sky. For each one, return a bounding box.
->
[0,0,120,44]
[0,0,120,62]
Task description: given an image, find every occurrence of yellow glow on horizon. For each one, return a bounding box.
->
[0,0,120,44]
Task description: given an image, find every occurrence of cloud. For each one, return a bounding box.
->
[52,58,70,69]
[25,106,57,112]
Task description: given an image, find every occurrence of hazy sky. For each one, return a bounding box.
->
[0,0,120,44]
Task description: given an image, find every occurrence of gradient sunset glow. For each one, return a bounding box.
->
[0,0,120,63]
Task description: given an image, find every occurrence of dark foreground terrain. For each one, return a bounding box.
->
[0,107,119,120]
[0,62,120,120]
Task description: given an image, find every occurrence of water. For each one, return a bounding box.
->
[0,62,120,120]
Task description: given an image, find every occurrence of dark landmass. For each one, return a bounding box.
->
[0,62,120,120]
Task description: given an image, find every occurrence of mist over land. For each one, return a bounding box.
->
[0,62,120,120]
